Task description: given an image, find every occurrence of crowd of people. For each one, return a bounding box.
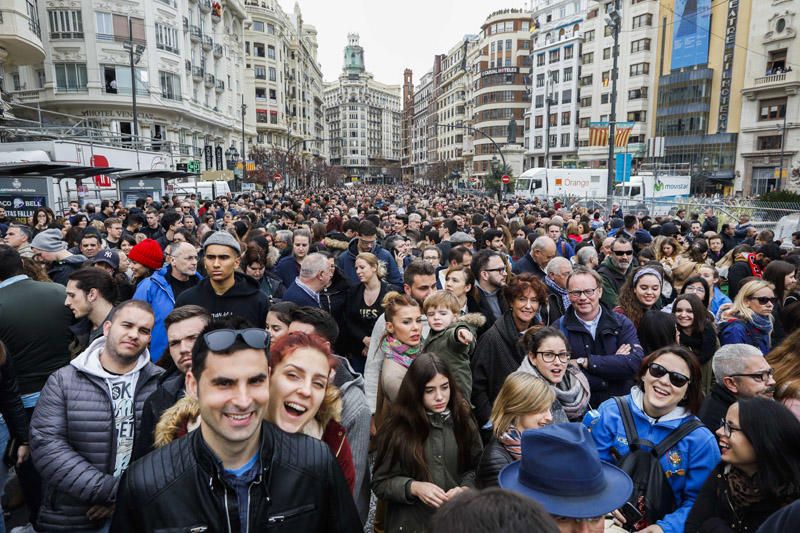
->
[1,187,800,533]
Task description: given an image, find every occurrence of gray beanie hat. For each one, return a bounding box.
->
[31,228,67,252]
[203,231,241,254]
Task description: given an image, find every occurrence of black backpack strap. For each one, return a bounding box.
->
[653,418,703,458]
[614,396,640,451]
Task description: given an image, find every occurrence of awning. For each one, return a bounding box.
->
[112,170,197,180]
[0,162,127,179]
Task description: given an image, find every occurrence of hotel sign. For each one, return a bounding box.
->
[718,0,740,132]
[480,67,519,78]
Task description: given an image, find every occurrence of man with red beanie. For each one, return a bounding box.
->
[127,238,164,287]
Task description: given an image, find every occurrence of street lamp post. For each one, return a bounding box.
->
[605,0,622,211]
[123,18,145,169]
[778,111,788,189]
[281,137,341,191]
[432,123,506,192]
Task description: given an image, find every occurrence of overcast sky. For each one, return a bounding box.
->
[278,0,528,87]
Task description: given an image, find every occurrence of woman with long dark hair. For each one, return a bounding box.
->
[673,293,718,394]
[614,266,663,328]
[372,353,482,532]
[686,398,800,532]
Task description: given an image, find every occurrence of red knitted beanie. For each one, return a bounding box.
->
[128,239,164,270]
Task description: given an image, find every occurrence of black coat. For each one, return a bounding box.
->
[698,382,736,433]
[471,312,527,426]
[467,287,510,338]
[339,281,393,359]
[686,463,788,533]
[475,438,514,489]
[175,271,269,327]
[111,422,361,533]
[511,252,546,279]
[680,323,719,366]
[131,368,185,461]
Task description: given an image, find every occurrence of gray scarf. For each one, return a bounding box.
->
[519,357,591,421]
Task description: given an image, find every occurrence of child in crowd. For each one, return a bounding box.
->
[422,291,485,400]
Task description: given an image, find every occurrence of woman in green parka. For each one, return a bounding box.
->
[372,353,483,533]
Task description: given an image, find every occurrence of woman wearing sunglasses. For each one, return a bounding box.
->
[266,331,356,493]
[584,346,720,533]
[517,326,590,423]
[686,398,800,532]
[718,280,776,355]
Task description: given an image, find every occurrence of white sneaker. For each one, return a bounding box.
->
[10,524,38,533]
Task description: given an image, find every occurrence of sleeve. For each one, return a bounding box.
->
[600,274,618,308]
[585,315,644,380]
[132,278,151,302]
[719,321,747,347]
[30,372,119,504]
[470,341,493,427]
[458,427,484,488]
[699,326,719,365]
[582,401,619,464]
[727,264,747,302]
[371,451,415,505]
[684,467,723,533]
[131,395,157,462]
[364,315,387,414]
[384,253,403,287]
[657,429,722,533]
[108,470,141,533]
[339,390,371,506]
[0,357,29,443]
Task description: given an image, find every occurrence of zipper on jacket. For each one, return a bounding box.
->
[267,503,316,524]
[222,484,233,533]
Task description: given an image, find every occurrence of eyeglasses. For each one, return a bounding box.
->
[730,369,774,383]
[553,516,605,524]
[749,296,777,305]
[537,351,570,363]
[648,363,691,388]
[613,249,634,256]
[203,328,270,352]
[719,419,743,438]
[484,267,506,273]
[568,287,598,299]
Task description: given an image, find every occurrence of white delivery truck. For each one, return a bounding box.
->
[514,168,609,200]
[614,174,691,215]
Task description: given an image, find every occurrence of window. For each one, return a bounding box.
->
[632,14,653,29]
[561,111,571,125]
[627,110,647,122]
[48,9,83,39]
[584,30,595,42]
[537,53,545,66]
[549,113,558,126]
[256,109,269,123]
[580,75,593,87]
[602,71,610,83]
[581,53,593,65]
[561,133,570,146]
[549,49,560,63]
[580,96,592,107]
[266,23,275,34]
[601,93,610,104]
[605,25,613,37]
[155,24,179,54]
[767,49,788,74]
[255,87,266,99]
[535,94,544,108]
[269,67,277,81]
[254,66,266,80]
[759,98,787,120]
[268,45,276,59]
[628,87,648,99]
[96,12,113,40]
[269,88,277,100]
[54,63,87,92]
[562,89,572,103]
[535,136,543,149]
[253,43,265,57]
[603,47,611,60]
[537,73,545,87]
[549,134,557,147]
[103,65,147,95]
[535,115,543,128]
[580,117,591,128]
[757,135,783,150]
[631,38,651,53]
[564,46,573,59]
[629,63,650,76]
[564,67,573,82]
[252,21,264,32]
[160,71,181,101]
[550,70,559,84]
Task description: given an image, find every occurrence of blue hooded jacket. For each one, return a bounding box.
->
[718,317,771,355]
[584,388,720,533]
[337,238,403,287]
[133,265,203,361]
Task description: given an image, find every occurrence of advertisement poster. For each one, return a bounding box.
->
[671,0,712,70]
[0,177,50,223]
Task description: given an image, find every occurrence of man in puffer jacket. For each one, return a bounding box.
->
[30,301,163,531]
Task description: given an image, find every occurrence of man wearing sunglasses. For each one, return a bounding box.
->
[597,237,636,308]
[698,344,776,432]
[30,301,163,531]
[112,319,361,533]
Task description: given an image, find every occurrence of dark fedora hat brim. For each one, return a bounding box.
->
[498,460,633,519]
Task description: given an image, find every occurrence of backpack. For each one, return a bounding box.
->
[612,396,703,529]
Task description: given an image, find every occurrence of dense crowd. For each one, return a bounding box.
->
[0,186,800,533]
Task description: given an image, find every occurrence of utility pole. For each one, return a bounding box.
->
[240,95,246,192]
[606,0,621,211]
[125,18,144,170]
[778,105,788,189]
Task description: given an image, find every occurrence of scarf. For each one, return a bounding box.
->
[519,357,592,421]
[381,335,422,369]
[498,425,523,460]
[751,313,774,335]
[726,465,763,510]
[544,275,571,313]
[742,253,763,278]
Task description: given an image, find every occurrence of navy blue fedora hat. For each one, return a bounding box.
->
[498,423,632,519]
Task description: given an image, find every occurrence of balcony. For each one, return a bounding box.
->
[202,35,213,51]
[189,25,201,41]
[192,66,204,80]
[205,73,215,88]
[743,70,800,99]
[213,43,223,58]
[0,4,45,66]
[215,79,224,93]
[199,0,212,14]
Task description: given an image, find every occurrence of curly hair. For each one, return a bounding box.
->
[616,267,662,328]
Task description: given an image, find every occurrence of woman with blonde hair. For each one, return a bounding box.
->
[655,236,683,273]
[475,372,555,488]
[767,327,800,393]
[718,279,776,354]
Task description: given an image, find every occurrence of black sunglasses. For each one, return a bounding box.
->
[613,250,634,256]
[749,296,777,305]
[648,363,691,388]
[203,329,270,352]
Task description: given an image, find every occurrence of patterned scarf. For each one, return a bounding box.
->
[498,425,523,460]
[726,466,763,510]
[381,334,422,369]
[544,275,571,313]
[519,357,592,421]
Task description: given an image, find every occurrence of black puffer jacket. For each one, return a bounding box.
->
[476,438,514,489]
[131,367,185,461]
[111,422,362,533]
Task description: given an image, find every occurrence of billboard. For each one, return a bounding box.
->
[671,0,712,69]
[0,177,50,223]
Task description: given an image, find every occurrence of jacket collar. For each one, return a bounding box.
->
[194,421,274,479]
[563,304,620,333]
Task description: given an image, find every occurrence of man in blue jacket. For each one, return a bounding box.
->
[133,241,201,361]
[337,219,402,287]
[282,253,331,308]
[556,266,643,408]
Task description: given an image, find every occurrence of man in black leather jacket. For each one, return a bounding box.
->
[111,319,360,533]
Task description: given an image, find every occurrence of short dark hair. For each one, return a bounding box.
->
[80,232,101,244]
[623,214,637,230]
[161,211,183,231]
[612,236,633,249]
[470,249,502,278]
[636,345,703,414]
[448,245,472,265]
[430,488,559,533]
[403,259,436,287]
[482,228,503,246]
[357,219,378,237]
[290,307,339,344]
[0,245,24,281]
[192,317,262,380]
[105,299,154,325]
[343,218,360,234]
[68,267,117,303]
[164,305,210,331]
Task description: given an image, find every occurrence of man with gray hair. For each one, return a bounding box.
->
[698,343,776,432]
[542,256,572,324]
[512,235,555,279]
[281,252,332,308]
[574,246,599,269]
[4,223,34,258]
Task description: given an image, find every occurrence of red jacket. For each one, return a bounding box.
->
[322,420,355,494]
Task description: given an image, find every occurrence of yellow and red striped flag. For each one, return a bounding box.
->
[589,122,609,146]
